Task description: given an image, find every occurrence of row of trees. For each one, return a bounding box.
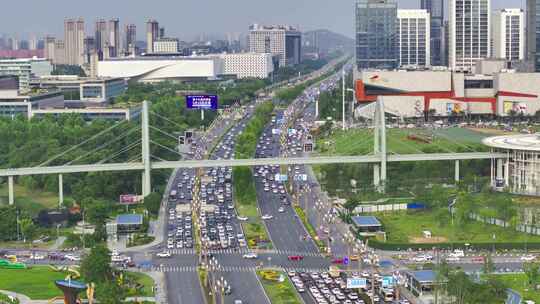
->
[233,101,275,211]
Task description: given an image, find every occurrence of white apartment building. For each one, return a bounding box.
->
[492,8,525,62]
[0,58,53,93]
[218,53,274,79]
[248,24,301,67]
[397,9,431,67]
[449,0,491,72]
[153,38,180,53]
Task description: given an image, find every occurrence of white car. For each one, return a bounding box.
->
[521,255,536,262]
[446,256,460,262]
[157,251,172,258]
[237,216,249,221]
[32,254,46,260]
[278,207,285,213]
[242,253,258,259]
[64,254,80,261]
[261,214,273,220]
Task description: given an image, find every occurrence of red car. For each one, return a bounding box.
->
[332,258,344,264]
[288,255,304,261]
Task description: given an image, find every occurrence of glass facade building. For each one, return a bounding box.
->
[355,0,398,70]
[527,0,540,71]
[449,0,491,72]
[421,0,444,66]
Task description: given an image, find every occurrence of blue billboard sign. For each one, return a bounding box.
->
[186,95,218,110]
[382,276,394,287]
[347,278,367,289]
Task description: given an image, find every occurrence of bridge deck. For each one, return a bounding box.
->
[0,152,505,177]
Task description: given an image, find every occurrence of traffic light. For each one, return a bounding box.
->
[179,136,185,145]
[304,143,313,152]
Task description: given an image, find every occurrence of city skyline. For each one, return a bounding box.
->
[0,0,525,40]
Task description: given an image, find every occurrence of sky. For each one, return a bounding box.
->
[0,0,526,40]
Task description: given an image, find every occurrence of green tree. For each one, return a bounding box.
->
[482,254,495,275]
[0,206,18,241]
[81,245,113,283]
[20,218,37,243]
[95,280,125,304]
[84,200,111,225]
[524,262,540,289]
[143,192,162,216]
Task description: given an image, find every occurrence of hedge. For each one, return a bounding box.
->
[352,228,540,251]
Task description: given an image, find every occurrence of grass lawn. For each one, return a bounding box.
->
[377,210,540,244]
[316,127,488,156]
[124,271,155,297]
[493,274,540,303]
[0,266,68,299]
[0,266,155,300]
[0,183,75,219]
[256,270,302,304]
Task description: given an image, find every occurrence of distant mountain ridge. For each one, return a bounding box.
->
[303,29,354,54]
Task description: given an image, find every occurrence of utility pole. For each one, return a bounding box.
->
[58,174,64,207]
[342,69,346,131]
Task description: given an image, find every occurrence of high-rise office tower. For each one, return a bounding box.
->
[108,18,120,57]
[397,9,430,67]
[449,0,491,72]
[95,19,108,58]
[44,36,56,62]
[492,9,525,63]
[421,0,444,66]
[355,0,398,70]
[29,35,38,50]
[146,19,159,53]
[248,24,302,66]
[64,18,85,66]
[527,0,540,71]
[125,24,137,55]
[83,37,96,64]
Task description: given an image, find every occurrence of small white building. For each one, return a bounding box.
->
[218,53,274,79]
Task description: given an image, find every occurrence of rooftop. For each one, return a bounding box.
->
[116,214,143,225]
[351,216,382,227]
[482,134,540,152]
[407,270,437,284]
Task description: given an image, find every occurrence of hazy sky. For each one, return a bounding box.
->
[0,0,525,40]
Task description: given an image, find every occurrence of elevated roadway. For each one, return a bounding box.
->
[0,152,505,177]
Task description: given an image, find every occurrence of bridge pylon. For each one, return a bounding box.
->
[373,98,387,191]
[141,100,152,197]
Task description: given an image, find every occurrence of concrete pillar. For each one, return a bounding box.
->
[455,160,460,182]
[504,157,510,187]
[141,100,152,197]
[8,176,14,205]
[373,164,380,187]
[58,174,64,207]
[379,99,387,184]
[496,159,503,180]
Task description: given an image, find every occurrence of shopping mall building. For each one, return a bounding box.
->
[354,61,540,118]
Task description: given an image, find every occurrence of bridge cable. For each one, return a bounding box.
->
[96,140,142,164]
[149,140,186,159]
[149,111,185,130]
[37,119,130,167]
[149,126,180,142]
[64,127,140,166]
